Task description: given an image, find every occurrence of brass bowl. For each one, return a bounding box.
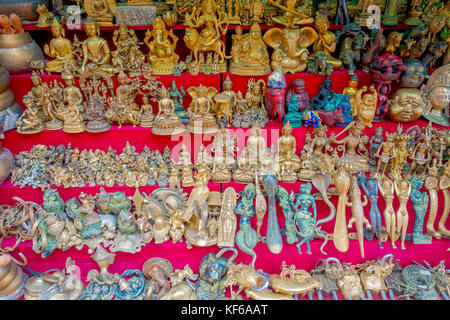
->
[0,264,23,296]
[0,89,15,111]
[0,261,18,290]
[0,33,44,74]
[0,148,14,186]
[0,64,11,93]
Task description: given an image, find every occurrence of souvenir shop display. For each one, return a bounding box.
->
[0,0,449,301]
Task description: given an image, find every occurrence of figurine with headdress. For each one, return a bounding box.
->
[186,85,219,134]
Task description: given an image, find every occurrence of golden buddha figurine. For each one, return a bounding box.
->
[186,85,218,134]
[268,0,314,27]
[278,121,301,172]
[80,19,114,74]
[279,153,298,183]
[233,148,254,184]
[229,22,271,76]
[139,95,155,128]
[144,17,179,75]
[312,12,342,69]
[353,85,377,128]
[84,0,117,26]
[44,19,75,73]
[59,97,86,133]
[61,71,84,115]
[342,75,359,110]
[152,87,185,135]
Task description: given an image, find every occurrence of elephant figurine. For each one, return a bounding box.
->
[263,27,318,74]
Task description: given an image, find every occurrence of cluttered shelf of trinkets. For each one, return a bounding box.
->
[0,0,449,301]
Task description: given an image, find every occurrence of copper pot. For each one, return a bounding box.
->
[0,33,44,74]
[0,0,51,21]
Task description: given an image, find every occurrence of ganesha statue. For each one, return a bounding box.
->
[263,26,318,74]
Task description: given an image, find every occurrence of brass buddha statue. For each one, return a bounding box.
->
[44,19,75,74]
[152,87,185,135]
[84,0,117,27]
[186,85,219,134]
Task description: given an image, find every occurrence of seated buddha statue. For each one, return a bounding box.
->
[152,87,186,136]
[84,0,117,27]
[229,23,271,76]
[186,85,219,134]
[278,121,301,171]
[81,18,114,74]
[44,19,75,73]
[144,17,179,75]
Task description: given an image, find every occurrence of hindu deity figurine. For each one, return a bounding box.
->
[278,121,301,172]
[139,95,155,128]
[421,64,450,127]
[439,161,450,238]
[394,177,411,249]
[312,12,341,69]
[81,19,114,74]
[235,184,258,266]
[377,176,397,248]
[152,87,185,136]
[374,132,397,177]
[263,26,317,74]
[169,81,188,124]
[409,177,432,244]
[44,19,75,74]
[265,69,286,121]
[15,96,44,134]
[186,85,218,134]
[245,79,266,112]
[84,0,117,26]
[332,121,369,173]
[369,52,407,121]
[357,174,383,249]
[217,187,237,248]
[310,76,333,111]
[85,95,110,133]
[59,96,86,133]
[229,22,271,76]
[144,17,179,75]
[112,23,145,74]
[183,0,229,73]
[353,85,378,128]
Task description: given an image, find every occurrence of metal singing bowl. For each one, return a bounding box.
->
[0,33,44,74]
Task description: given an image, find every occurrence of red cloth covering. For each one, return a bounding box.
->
[1,69,449,300]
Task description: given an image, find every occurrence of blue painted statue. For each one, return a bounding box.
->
[409,177,432,244]
[336,92,353,126]
[357,173,383,249]
[301,110,321,128]
[310,77,333,110]
[235,184,258,266]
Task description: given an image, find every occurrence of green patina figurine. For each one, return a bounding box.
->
[283,95,304,127]
[107,192,132,215]
[409,177,432,244]
[65,197,103,239]
[43,189,66,220]
[235,184,258,267]
[117,210,138,235]
[307,52,333,76]
[169,80,188,124]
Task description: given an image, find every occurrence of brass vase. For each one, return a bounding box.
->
[0,145,14,186]
[0,33,44,74]
[0,65,23,131]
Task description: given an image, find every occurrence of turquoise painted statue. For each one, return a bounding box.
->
[336,92,353,127]
[409,177,432,244]
[323,93,344,112]
[277,186,297,244]
[235,184,258,267]
[283,95,304,127]
[43,189,66,220]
